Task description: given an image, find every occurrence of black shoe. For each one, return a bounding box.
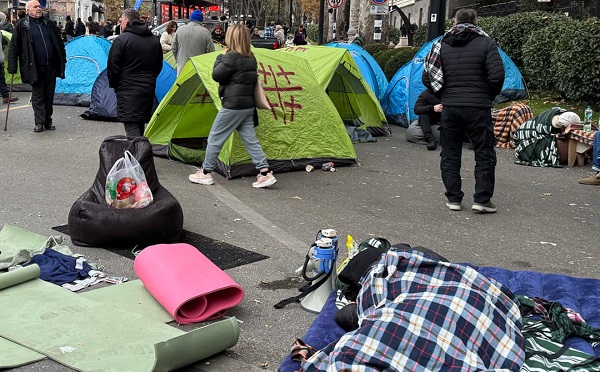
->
[34,124,44,133]
[3,96,18,104]
[427,139,437,151]
[44,123,56,130]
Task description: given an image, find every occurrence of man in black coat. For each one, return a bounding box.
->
[423,8,504,213]
[107,9,162,137]
[8,0,66,133]
[64,15,74,41]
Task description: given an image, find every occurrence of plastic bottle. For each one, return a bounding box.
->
[583,106,593,132]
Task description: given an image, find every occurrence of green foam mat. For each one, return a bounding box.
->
[0,267,239,371]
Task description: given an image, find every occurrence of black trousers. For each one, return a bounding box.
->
[31,64,56,127]
[418,112,440,140]
[123,121,146,137]
[440,106,496,204]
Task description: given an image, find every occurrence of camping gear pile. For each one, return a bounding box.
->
[0,224,243,371]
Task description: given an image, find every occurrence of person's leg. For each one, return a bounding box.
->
[202,108,244,172]
[123,122,143,137]
[465,108,496,205]
[30,65,48,132]
[593,131,600,172]
[44,64,57,130]
[440,107,465,204]
[405,120,425,144]
[0,62,9,98]
[419,114,434,141]
[237,110,269,171]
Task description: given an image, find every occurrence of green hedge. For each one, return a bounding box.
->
[307,24,318,42]
[383,47,419,80]
[363,43,389,56]
[387,27,401,45]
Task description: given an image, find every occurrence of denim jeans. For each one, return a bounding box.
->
[440,106,497,204]
[593,130,600,172]
[202,107,268,172]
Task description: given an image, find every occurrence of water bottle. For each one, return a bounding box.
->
[584,106,593,132]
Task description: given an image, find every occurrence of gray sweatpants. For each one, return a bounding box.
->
[405,121,441,145]
[202,107,269,172]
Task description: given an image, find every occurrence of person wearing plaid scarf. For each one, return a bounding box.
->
[422,8,504,213]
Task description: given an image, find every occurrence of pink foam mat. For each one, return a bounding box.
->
[133,243,245,324]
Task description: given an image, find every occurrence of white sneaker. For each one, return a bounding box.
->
[252,171,277,188]
[189,168,214,185]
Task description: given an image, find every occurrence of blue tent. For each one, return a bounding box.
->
[382,36,527,126]
[81,60,176,121]
[325,42,388,102]
[54,36,112,106]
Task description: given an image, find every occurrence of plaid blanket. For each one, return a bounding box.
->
[514,107,564,167]
[424,23,489,93]
[300,249,525,372]
[492,103,534,148]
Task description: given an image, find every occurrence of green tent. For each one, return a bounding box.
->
[145,48,358,179]
[280,45,388,136]
[2,31,23,87]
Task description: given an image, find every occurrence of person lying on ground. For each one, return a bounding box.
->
[513,108,580,167]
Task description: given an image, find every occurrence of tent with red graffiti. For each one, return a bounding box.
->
[144,48,358,179]
[279,45,389,136]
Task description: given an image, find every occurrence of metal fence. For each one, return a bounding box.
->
[452,0,594,19]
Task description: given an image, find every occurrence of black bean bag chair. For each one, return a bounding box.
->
[68,135,184,248]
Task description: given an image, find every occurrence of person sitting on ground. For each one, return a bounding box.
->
[513,108,580,167]
[250,26,261,39]
[212,24,226,44]
[406,88,441,150]
[293,24,307,45]
[263,21,274,38]
[578,130,600,186]
[274,24,285,46]
[160,20,177,53]
[284,34,294,47]
[347,26,363,47]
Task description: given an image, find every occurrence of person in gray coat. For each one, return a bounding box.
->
[171,10,214,75]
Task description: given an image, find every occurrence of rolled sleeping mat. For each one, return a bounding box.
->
[0,264,41,290]
[133,243,245,324]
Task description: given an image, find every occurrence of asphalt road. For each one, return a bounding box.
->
[1,95,599,371]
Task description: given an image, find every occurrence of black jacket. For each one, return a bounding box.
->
[212,52,257,110]
[7,16,66,83]
[423,30,504,108]
[107,20,162,122]
[75,21,85,36]
[414,89,441,124]
[64,19,74,37]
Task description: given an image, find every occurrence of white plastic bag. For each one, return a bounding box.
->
[105,151,153,209]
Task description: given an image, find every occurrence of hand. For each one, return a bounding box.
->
[434,104,443,113]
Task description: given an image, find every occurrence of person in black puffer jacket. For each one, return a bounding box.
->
[188,23,277,189]
[107,9,162,137]
[423,8,504,214]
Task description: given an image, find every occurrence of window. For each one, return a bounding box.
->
[419,8,423,26]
